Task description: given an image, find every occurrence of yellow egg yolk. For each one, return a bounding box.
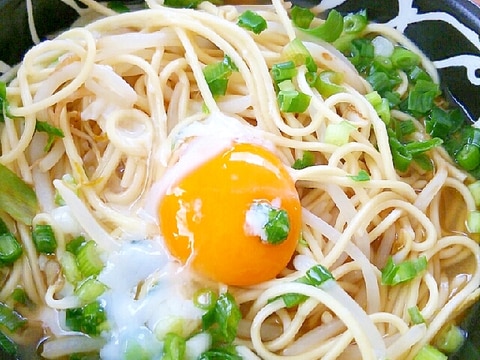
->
[158,142,301,286]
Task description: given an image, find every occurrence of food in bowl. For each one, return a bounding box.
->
[0,0,478,359]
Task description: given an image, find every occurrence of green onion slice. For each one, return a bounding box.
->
[0,233,23,266]
[32,224,57,254]
[381,256,427,286]
[0,163,38,226]
[237,10,267,35]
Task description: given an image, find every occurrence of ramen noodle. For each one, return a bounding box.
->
[0,0,478,359]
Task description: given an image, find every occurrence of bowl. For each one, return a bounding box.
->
[0,0,479,359]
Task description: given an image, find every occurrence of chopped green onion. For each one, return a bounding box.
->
[35,120,65,152]
[348,169,370,182]
[413,345,447,360]
[203,55,237,97]
[365,91,382,107]
[60,252,83,285]
[10,288,29,306]
[408,306,425,324]
[408,65,432,83]
[456,144,480,171]
[75,277,107,303]
[264,207,290,245]
[404,138,443,156]
[395,119,416,137]
[468,181,480,207]
[312,70,345,98]
[0,218,9,235]
[65,301,108,336]
[202,292,241,346]
[237,10,267,35]
[282,38,317,72]
[0,331,17,356]
[348,38,375,73]
[163,0,221,8]
[0,163,38,226]
[426,107,464,139]
[407,80,440,114]
[391,46,420,70]
[298,9,344,43]
[381,256,427,286]
[413,153,434,171]
[0,233,23,266]
[374,97,391,124]
[193,289,218,311]
[366,70,399,95]
[271,60,297,83]
[163,332,186,360]
[106,0,130,13]
[467,210,480,234]
[290,6,314,29]
[198,347,242,360]
[76,240,104,278]
[249,202,291,245]
[292,151,315,170]
[435,325,466,354]
[32,224,57,254]
[0,303,27,332]
[273,264,334,308]
[0,81,12,122]
[277,89,311,113]
[305,264,335,285]
[388,131,413,172]
[343,10,367,34]
[324,121,356,146]
[66,235,87,256]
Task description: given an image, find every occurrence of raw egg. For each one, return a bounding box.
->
[157,118,301,286]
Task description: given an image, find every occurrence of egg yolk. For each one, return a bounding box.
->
[158,142,301,286]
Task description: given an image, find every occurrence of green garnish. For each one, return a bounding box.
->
[282,38,317,72]
[348,169,370,182]
[162,332,186,360]
[408,306,425,324]
[65,301,108,336]
[249,202,291,245]
[203,55,238,97]
[292,150,315,170]
[75,277,106,304]
[107,0,130,13]
[381,256,427,286]
[324,120,356,146]
[32,224,57,254]
[0,233,23,266]
[198,347,242,360]
[0,302,27,332]
[0,81,11,122]
[35,120,64,152]
[76,240,104,278]
[293,9,344,43]
[202,292,241,347]
[163,0,222,8]
[343,10,368,34]
[466,210,480,233]
[271,60,297,83]
[237,10,267,35]
[435,325,466,354]
[273,264,334,308]
[310,70,345,98]
[0,163,38,226]
[413,345,447,360]
[193,288,218,311]
[276,80,311,113]
[0,331,18,356]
